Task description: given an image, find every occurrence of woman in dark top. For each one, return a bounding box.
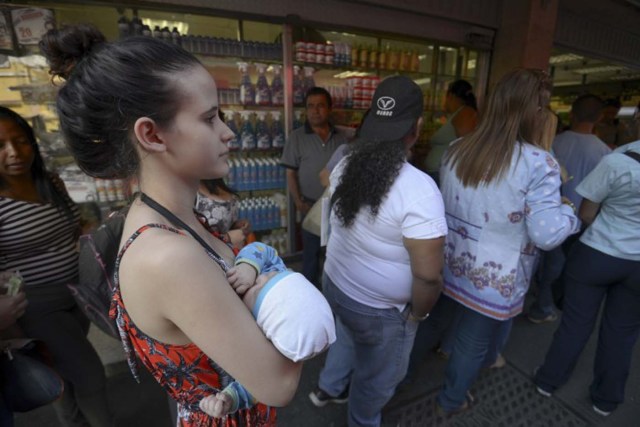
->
[0,106,112,426]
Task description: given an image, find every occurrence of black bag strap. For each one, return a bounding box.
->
[139,193,227,268]
[624,150,640,164]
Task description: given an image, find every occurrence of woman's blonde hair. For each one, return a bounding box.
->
[536,109,558,152]
[444,68,552,187]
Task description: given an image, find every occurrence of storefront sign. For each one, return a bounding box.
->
[11,8,54,45]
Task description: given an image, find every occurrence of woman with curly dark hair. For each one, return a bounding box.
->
[309,76,447,426]
[0,106,112,426]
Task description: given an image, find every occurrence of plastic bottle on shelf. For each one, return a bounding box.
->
[359,46,368,68]
[325,43,335,65]
[271,111,285,148]
[238,62,255,106]
[351,44,359,67]
[255,111,271,149]
[239,111,256,151]
[227,158,236,188]
[369,47,378,69]
[226,111,241,150]
[303,67,316,93]
[95,179,108,202]
[270,65,284,107]
[293,66,305,106]
[411,49,420,72]
[152,26,162,39]
[378,44,388,69]
[254,63,272,106]
[142,25,152,38]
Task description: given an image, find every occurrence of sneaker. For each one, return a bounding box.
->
[528,311,558,324]
[533,367,552,397]
[308,387,348,407]
[535,385,552,398]
[592,405,611,417]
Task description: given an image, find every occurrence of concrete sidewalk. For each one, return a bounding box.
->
[14,295,640,427]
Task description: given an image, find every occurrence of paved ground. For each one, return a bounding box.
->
[14,284,640,427]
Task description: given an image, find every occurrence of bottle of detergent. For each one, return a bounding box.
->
[271,111,285,148]
[303,66,316,93]
[238,62,255,106]
[293,65,305,106]
[225,111,241,150]
[255,111,271,150]
[239,111,256,151]
[271,64,284,107]
[254,63,272,106]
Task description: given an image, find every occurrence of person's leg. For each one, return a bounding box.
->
[529,248,564,322]
[301,228,321,285]
[406,294,458,379]
[437,303,504,412]
[535,242,614,394]
[323,277,418,427]
[316,275,354,397]
[483,317,513,368]
[590,260,640,413]
[19,285,113,427]
[0,392,13,427]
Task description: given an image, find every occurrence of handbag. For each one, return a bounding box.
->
[0,339,64,412]
[302,187,331,238]
[70,206,129,339]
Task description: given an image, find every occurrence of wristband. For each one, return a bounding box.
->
[562,199,577,214]
[408,311,430,322]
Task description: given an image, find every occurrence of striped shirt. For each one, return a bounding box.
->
[0,196,80,287]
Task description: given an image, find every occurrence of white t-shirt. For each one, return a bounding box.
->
[324,158,447,311]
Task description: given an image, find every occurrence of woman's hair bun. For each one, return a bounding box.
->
[39,24,106,80]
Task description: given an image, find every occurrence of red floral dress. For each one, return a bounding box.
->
[109,224,276,426]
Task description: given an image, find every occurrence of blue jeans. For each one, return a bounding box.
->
[530,247,565,317]
[407,294,511,380]
[535,242,640,412]
[318,275,418,427]
[1,342,64,412]
[437,300,513,411]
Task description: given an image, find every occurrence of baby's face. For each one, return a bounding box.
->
[242,271,278,311]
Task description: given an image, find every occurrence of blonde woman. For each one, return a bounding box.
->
[430,69,580,414]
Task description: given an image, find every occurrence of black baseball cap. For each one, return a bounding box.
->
[359,75,424,141]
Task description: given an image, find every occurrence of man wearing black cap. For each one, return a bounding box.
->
[309,76,446,427]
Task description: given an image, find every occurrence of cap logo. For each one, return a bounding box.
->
[377,96,396,111]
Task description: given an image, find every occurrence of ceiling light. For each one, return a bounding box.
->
[571,65,627,74]
[142,18,189,35]
[549,53,583,64]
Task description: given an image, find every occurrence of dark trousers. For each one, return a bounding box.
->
[302,228,322,286]
[535,241,640,412]
[19,283,113,427]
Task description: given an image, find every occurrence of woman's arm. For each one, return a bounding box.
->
[578,198,600,226]
[403,236,444,319]
[122,235,302,407]
[525,154,580,250]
